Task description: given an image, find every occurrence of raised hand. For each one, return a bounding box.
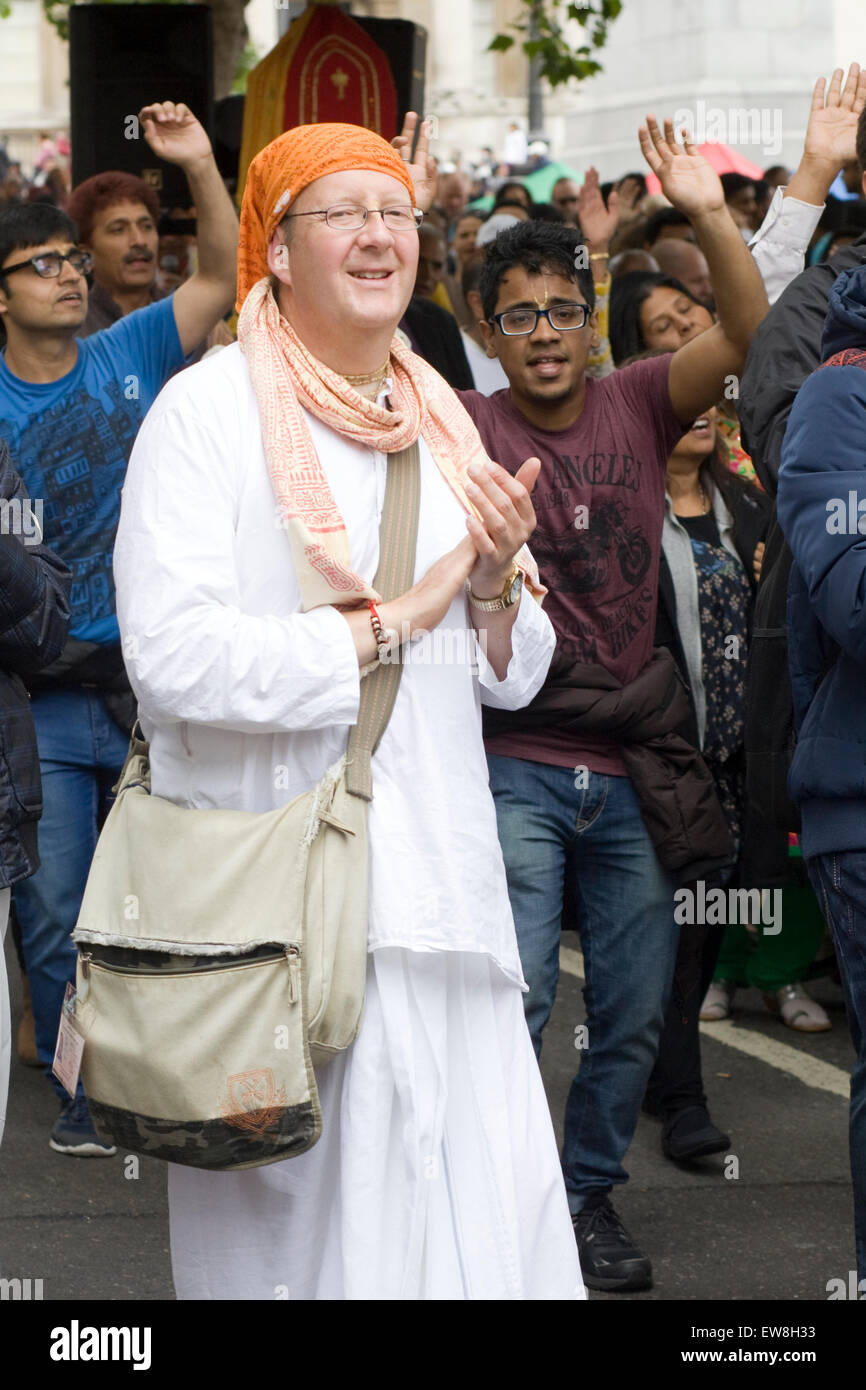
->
[139,101,212,168]
[803,64,866,170]
[391,112,439,213]
[615,174,646,225]
[638,115,725,219]
[578,166,619,248]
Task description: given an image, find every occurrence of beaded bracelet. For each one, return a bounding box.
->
[368,600,391,662]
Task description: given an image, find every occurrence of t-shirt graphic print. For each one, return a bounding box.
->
[461,353,686,773]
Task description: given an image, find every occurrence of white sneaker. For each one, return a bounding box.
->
[700,979,736,1021]
[765,982,831,1033]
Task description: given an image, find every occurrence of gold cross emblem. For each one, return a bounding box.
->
[331,67,349,100]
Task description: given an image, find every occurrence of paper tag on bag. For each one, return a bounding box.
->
[52,982,85,1098]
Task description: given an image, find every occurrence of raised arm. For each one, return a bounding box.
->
[785,65,866,208]
[577,166,616,377]
[139,101,238,356]
[752,66,866,305]
[740,67,866,490]
[639,116,769,425]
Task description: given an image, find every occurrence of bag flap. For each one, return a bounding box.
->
[75,756,350,954]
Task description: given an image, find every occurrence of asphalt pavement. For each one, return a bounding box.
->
[0,928,856,1304]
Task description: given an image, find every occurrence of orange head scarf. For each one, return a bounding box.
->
[237,122,415,311]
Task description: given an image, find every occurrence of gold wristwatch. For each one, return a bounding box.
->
[467,564,523,613]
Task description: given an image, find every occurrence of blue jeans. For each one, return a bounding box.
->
[487,755,679,1212]
[14,690,130,1100]
[807,852,866,1281]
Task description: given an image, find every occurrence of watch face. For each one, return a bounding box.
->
[508,572,523,604]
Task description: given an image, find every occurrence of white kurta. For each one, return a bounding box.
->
[113,343,585,1300]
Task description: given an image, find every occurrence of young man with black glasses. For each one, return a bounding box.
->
[457,117,769,1291]
[0,100,238,1159]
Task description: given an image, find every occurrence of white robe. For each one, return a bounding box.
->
[114,344,585,1300]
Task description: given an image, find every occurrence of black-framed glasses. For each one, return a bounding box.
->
[0,249,93,280]
[490,303,591,336]
[282,204,424,232]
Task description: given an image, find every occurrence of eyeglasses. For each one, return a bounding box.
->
[0,249,93,280]
[282,204,424,232]
[490,303,591,336]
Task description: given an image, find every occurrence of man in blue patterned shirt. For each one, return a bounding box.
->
[0,100,238,1156]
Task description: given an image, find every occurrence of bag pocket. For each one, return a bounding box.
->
[75,943,321,1171]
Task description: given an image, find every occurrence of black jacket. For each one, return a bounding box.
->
[484,647,735,884]
[739,232,866,493]
[399,296,474,390]
[0,440,72,886]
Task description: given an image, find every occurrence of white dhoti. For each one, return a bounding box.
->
[169,948,585,1300]
[115,345,584,1301]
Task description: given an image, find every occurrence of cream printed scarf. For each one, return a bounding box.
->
[237,277,544,611]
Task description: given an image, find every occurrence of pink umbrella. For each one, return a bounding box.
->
[643,141,764,195]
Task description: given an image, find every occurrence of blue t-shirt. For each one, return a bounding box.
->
[0,296,184,643]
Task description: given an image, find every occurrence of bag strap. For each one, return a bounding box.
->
[344,440,422,801]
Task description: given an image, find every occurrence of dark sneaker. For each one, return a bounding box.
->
[49,1095,117,1157]
[572,1193,653,1292]
[662,1105,730,1161]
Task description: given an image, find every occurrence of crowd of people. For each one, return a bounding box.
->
[1,62,866,1300]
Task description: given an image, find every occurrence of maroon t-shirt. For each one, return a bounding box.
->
[460,354,685,774]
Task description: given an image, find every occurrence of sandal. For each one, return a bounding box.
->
[763,982,831,1033]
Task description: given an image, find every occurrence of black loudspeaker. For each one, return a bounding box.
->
[351,16,426,133]
[69,4,214,208]
[212,93,245,191]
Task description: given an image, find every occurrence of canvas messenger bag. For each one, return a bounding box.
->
[70,441,421,1171]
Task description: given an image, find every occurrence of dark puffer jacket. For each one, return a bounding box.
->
[778,264,866,859]
[738,231,866,882]
[0,438,72,886]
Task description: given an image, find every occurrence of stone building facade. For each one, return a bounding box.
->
[3,0,866,180]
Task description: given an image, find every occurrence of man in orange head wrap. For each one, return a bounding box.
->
[113,118,583,1301]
